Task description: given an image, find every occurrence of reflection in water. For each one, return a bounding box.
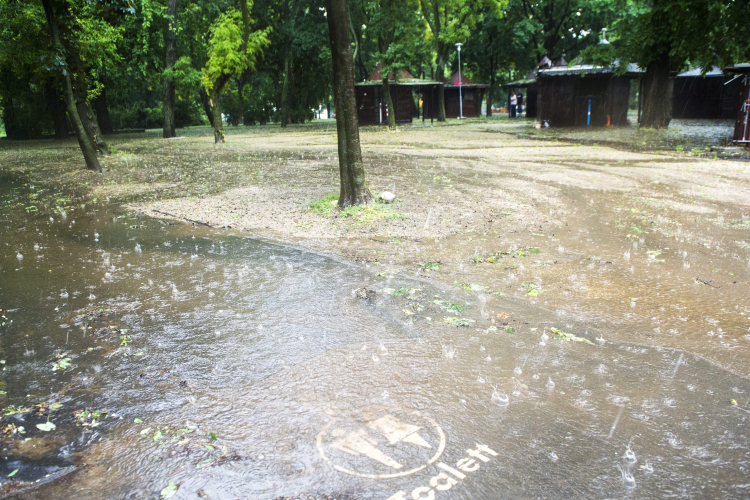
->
[0,177,749,499]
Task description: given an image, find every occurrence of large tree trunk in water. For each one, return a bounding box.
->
[325,0,373,207]
[162,0,177,138]
[640,52,672,129]
[436,51,446,122]
[280,48,292,127]
[199,88,214,127]
[41,0,101,171]
[47,82,69,139]
[94,87,113,134]
[381,77,396,128]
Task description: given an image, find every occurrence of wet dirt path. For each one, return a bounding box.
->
[103,123,750,377]
[1,122,750,498]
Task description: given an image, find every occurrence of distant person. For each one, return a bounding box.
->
[510,92,517,118]
[518,94,524,116]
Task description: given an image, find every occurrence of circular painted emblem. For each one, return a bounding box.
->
[317,407,446,479]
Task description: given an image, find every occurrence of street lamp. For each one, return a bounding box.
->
[455,43,463,119]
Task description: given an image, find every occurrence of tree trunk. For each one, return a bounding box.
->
[199,88,214,127]
[162,0,177,138]
[0,69,19,139]
[487,56,494,118]
[325,0,373,207]
[41,0,101,171]
[66,45,108,154]
[280,48,292,127]
[640,52,672,129]
[94,87,113,134]
[210,86,225,143]
[436,50,446,122]
[47,82,69,139]
[381,77,396,128]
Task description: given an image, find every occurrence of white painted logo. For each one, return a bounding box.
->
[317,408,446,478]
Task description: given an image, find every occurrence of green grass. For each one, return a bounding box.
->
[307,193,407,225]
[308,193,339,213]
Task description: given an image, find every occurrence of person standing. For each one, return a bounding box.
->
[510,92,517,118]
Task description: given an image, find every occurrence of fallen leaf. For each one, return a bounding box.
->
[160,482,178,498]
[36,420,56,432]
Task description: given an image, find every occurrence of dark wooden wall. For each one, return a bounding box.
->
[526,85,538,118]
[673,76,742,119]
[539,76,631,127]
[734,76,750,142]
[355,85,415,125]
[444,87,482,118]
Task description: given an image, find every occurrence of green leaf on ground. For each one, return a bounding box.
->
[36,420,56,432]
[550,327,594,344]
[160,482,178,498]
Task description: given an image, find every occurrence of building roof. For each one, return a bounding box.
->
[554,57,568,67]
[503,78,536,88]
[444,71,488,88]
[538,61,642,78]
[536,55,553,69]
[677,66,724,78]
[358,62,441,86]
[367,62,414,81]
[726,63,750,74]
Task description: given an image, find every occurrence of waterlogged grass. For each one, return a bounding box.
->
[307,193,407,225]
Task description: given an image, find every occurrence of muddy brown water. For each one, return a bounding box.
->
[1,168,750,499]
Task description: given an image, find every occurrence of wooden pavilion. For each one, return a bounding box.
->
[503,56,563,119]
[536,62,641,127]
[355,64,441,126]
[673,67,742,119]
[442,72,489,118]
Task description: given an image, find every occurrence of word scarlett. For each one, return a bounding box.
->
[386,444,498,500]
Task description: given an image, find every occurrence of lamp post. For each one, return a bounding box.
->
[455,43,463,119]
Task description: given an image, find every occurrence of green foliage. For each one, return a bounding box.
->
[582,0,750,75]
[362,0,431,81]
[202,6,270,91]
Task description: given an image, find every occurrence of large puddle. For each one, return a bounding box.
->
[1,174,750,499]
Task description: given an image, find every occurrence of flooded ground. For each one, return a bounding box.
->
[1,120,750,498]
[493,113,738,154]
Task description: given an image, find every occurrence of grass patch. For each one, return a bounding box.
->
[308,193,339,213]
[307,193,407,225]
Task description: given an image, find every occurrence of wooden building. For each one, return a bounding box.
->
[503,56,563,119]
[442,72,488,118]
[726,65,750,144]
[537,63,641,127]
[673,67,742,119]
[355,64,441,126]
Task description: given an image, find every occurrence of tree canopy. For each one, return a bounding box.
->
[1,0,749,145]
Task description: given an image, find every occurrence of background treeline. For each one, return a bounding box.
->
[2,0,749,140]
